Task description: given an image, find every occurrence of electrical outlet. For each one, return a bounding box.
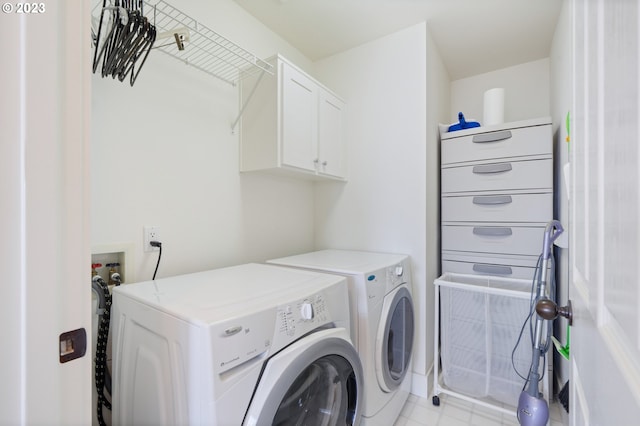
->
[143,226,161,252]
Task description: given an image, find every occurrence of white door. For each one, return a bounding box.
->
[281,61,318,172]
[570,0,640,424]
[318,89,346,179]
[0,2,91,424]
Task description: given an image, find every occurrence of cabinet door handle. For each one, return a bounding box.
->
[473,264,513,275]
[472,163,512,174]
[472,195,512,205]
[473,226,513,237]
[472,130,512,143]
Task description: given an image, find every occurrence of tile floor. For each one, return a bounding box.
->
[394,393,566,426]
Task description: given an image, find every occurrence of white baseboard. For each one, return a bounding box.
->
[410,364,433,399]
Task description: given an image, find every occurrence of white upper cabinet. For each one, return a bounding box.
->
[317,89,346,178]
[280,62,318,173]
[240,55,347,180]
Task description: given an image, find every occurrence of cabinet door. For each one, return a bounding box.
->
[281,62,318,172]
[318,90,346,179]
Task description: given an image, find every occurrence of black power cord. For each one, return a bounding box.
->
[150,240,162,280]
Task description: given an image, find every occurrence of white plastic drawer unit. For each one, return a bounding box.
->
[441,157,552,194]
[441,261,535,280]
[441,192,552,223]
[441,251,539,280]
[441,224,545,256]
[441,118,552,165]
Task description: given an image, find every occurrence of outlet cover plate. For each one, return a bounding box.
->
[143,226,160,252]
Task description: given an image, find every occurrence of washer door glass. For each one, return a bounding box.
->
[273,354,358,426]
[244,330,363,426]
[380,286,414,389]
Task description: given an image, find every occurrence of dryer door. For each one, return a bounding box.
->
[243,328,363,426]
[376,285,414,392]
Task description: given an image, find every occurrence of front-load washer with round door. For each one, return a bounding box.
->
[110,263,363,426]
[267,250,415,426]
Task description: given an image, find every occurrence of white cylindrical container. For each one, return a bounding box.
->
[483,88,505,126]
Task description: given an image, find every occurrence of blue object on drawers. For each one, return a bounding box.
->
[448,112,480,132]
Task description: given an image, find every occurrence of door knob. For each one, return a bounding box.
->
[536,299,573,325]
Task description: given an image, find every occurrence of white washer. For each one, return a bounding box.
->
[268,250,415,426]
[111,263,363,426]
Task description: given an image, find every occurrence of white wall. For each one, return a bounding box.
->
[91,0,317,281]
[450,58,551,124]
[313,22,450,397]
[549,0,572,391]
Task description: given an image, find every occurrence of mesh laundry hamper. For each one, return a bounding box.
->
[436,273,533,408]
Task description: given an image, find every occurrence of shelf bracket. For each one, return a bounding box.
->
[231,69,267,134]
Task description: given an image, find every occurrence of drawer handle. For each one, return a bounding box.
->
[224,326,243,337]
[472,195,513,205]
[472,163,512,174]
[473,227,513,237]
[472,130,513,143]
[473,264,513,275]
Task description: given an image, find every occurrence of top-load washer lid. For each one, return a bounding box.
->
[268,249,408,275]
[112,263,346,326]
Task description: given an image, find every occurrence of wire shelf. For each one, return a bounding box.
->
[145,0,273,86]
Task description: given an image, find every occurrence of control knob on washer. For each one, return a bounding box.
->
[395,265,404,277]
[300,302,314,320]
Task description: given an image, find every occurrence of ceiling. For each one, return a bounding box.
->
[233,0,563,80]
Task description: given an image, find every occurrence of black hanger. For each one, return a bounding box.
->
[92,0,155,86]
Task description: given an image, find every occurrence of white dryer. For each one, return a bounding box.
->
[110,263,363,426]
[268,250,415,426]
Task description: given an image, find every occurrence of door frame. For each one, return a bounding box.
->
[0,2,92,424]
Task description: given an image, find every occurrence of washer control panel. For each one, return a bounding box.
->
[212,294,332,375]
[212,277,348,376]
[386,260,409,290]
[278,294,329,338]
[213,311,277,375]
